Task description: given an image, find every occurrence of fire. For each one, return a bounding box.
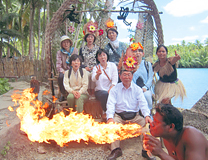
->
[8,106,14,111]
[9,88,143,147]
[52,96,57,102]
[6,120,10,126]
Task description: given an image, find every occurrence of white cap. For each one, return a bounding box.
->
[60,35,72,47]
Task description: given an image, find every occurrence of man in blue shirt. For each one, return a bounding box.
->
[132,49,154,111]
[106,69,153,160]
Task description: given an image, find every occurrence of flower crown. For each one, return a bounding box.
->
[83,21,99,37]
[118,48,139,73]
[105,18,117,32]
[130,42,143,51]
[123,56,138,69]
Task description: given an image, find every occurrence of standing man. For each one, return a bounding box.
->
[106,69,153,160]
[144,103,208,160]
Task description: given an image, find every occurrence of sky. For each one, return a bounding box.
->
[110,0,208,46]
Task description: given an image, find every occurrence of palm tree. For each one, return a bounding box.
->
[181,40,186,47]
[0,1,22,58]
[204,38,208,46]
[195,40,203,49]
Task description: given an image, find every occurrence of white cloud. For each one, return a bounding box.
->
[202,35,208,42]
[119,38,130,44]
[164,0,208,17]
[172,35,199,42]
[113,0,121,9]
[115,19,138,30]
[169,41,182,45]
[200,16,208,23]
[189,26,195,31]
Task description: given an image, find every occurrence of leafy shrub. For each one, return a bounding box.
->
[0,78,12,95]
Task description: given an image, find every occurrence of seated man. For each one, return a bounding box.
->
[144,103,208,160]
[106,69,153,160]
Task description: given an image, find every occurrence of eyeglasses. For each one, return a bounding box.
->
[122,73,132,77]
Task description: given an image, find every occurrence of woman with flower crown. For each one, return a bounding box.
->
[79,21,100,99]
[56,35,78,102]
[104,18,127,66]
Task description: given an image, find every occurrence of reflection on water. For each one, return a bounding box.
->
[172,68,208,109]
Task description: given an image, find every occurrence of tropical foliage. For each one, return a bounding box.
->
[0,0,109,60]
[0,78,12,95]
[153,39,208,68]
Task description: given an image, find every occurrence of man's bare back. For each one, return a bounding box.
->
[164,126,208,160]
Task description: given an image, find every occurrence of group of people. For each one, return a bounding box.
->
[56,18,208,160]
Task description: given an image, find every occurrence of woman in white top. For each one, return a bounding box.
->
[92,49,118,112]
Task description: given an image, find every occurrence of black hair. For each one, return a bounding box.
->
[107,28,118,39]
[155,103,183,131]
[95,49,109,64]
[156,45,168,54]
[69,54,83,66]
[119,69,133,75]
[84,34,96,43]
[138,49,143,52]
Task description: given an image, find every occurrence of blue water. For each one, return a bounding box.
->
[172,68,208,109]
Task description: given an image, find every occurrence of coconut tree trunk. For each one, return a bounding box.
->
[0,38,2,59]
[46,0,50,24]
[74,2,85,49]
[37,4,41,60]
[29,2,35,59]
[5,0,11,58]
[41,0,46,60]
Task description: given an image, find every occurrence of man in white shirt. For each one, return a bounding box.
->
[106,69,153,160]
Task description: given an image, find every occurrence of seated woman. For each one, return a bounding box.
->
[63,54,89,113]
[56,35,78,102]
[92,49,118,114]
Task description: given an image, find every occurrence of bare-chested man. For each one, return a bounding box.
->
[143,103,208,160]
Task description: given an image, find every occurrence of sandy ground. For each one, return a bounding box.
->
[0,81,160,160]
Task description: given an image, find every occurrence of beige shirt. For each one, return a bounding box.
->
[63,68,88,95]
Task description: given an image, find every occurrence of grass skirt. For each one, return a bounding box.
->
[154,79,186,103]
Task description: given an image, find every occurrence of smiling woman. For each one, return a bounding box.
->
[63,54,89,113]
[92,49,118,114]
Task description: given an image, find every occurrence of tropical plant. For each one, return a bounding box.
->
[0,78,12,95]
[0,1,22,58]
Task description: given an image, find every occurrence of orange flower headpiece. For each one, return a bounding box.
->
[118,47,139,73]
[105,18,117,33]
[83,21,99,38]
[130,42,143,51]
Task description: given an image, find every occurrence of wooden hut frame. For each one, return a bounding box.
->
[44,0,164,93]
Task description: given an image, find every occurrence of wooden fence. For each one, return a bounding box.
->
[0,56,48,81]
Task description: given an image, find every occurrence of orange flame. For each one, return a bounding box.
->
[10,88,143,147]
[6,120,10,126]
[43,90,50,95]
[52,96,57,102]
[8,106,14,111]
